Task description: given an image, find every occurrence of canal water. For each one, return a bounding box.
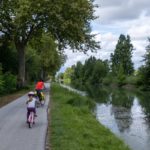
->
[61,84,150,150]
[86,86,150,150]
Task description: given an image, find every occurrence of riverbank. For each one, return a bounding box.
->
[48,83,131,150]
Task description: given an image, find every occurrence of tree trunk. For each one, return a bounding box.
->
[16,45,26,88]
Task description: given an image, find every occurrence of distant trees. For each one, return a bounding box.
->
[71,61,84,87]
[63,67,74,84]
[69,56,109,88]
[27,33,66,80]
[110,34,134,86]
[137,38,150,89]
[59,36,150,90]
[62,34,136,88]
[111,34,134,76]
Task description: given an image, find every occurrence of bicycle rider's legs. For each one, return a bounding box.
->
[27,107,36,122]
[36,89,42,102]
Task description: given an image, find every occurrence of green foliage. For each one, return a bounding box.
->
[117,64,126,86]
[103,75,114,85]
[89,60,108,85]
[71,61,84,88]
[136,38,150,90]
[0,65,17,94]
[0,36,18,74]
[3,72,17,93]
[63,67,74,85]
[25,46,41,81]
[0,0,99,87]
[0,65,4,94]
[27,33,66,79]
[83,56,96,82]
[111,34,134,76]
[70,56,109,87]
[39,34,66,76]
[125,75,138,85]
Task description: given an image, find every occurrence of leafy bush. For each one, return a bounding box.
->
[3,72,17,93]
[0,76,4,94]
[0,65,4,94]
[125,75,138,85]
[117,65,126,86]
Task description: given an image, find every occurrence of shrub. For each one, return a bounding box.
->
[0,65,4,94]
[125,75,138,85]
[3,72,17,93]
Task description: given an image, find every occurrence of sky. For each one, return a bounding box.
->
[59,0,150,73]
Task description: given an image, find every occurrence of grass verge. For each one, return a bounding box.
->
[0,84,34,108]
[48,83,131,150]
[0,90,28,108]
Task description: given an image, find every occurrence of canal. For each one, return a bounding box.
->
[86,86,150,150]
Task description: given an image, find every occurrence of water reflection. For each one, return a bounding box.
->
[85,84,109,103]
[136,92,150,126]
[111,90,134,132]
[84,85,150,150]
[85,85,134,132]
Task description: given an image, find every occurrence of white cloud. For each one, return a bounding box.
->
[95,0,150,24]
[127,21,150,40]
[59,0,150,73]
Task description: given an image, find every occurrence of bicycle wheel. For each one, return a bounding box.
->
[41,100,45,106]
[28,112,34,128]
[41,92,45,106]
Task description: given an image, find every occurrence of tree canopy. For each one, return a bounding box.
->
[0,0,99,87]
[138,38,150,89]
[111,34,134,76]
[0,0,99,51]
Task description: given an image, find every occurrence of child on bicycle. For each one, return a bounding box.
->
[26,91,37,123]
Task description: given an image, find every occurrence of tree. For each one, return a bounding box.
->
[83,56,96,82]
[70,57,109,87]
[0,64,4,93]
[0,0,99,88]
[0,35,18,74]
[89,59,108,85]
[28,33,66,79]
[71,61,84,87]
[117,64,126,86]
[63,67,74,84]
[111,34,134,76]
[138,38,150,89]
[144,38,150,67]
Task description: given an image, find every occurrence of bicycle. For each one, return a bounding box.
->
[36,90,45,107]
[27,111,35,128]
[40,91,45,106]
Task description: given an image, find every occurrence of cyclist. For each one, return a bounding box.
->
[26,91,37,123]
[35,79,45,103]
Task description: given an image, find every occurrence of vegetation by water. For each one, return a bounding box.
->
[49,83,130,150]
[58,36,150,92]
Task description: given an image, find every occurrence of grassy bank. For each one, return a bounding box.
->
[0,84,34,108]
[48,83,131,150]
